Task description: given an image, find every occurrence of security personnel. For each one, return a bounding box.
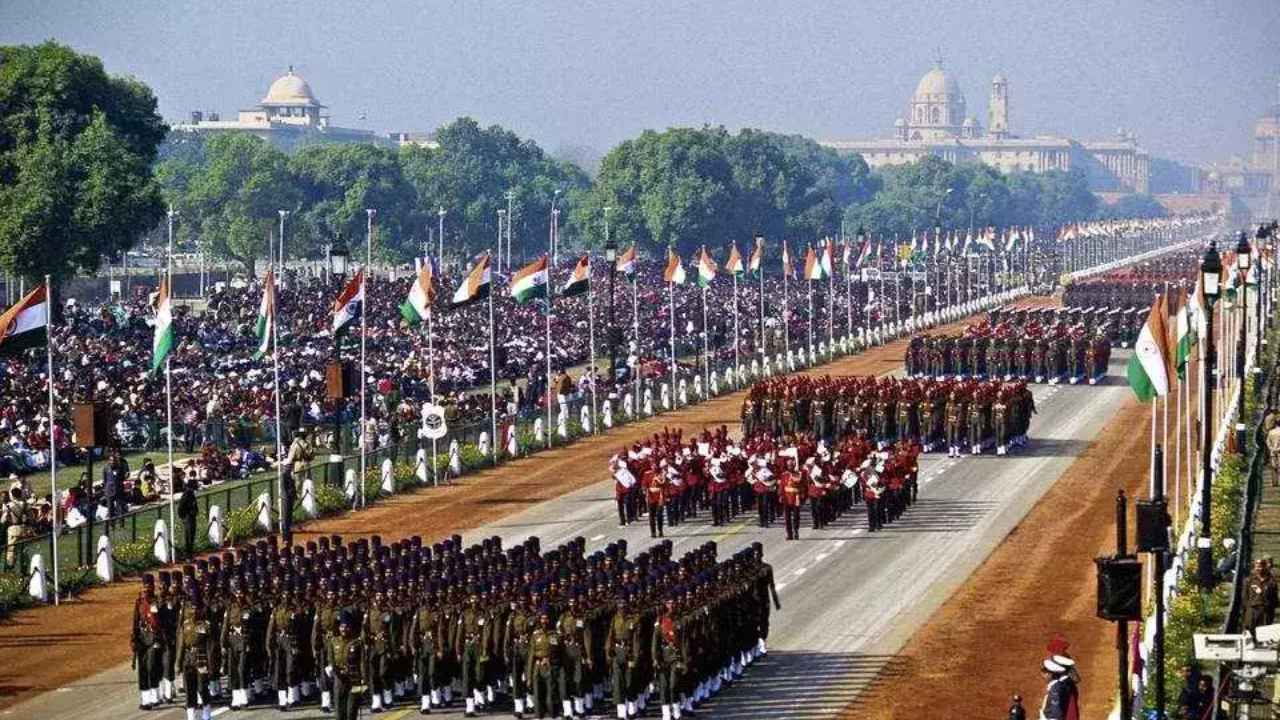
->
[365,583,399,712]
[410,583,444,714]
[504,590,535,718]
[311,581,340,712]
[651,594,687,720]
[132,574,165,709]
[527,607,564,719]
[330,611,368,720]
[266,582,302,710]
[2,486,31,569]
[454,589,489,717]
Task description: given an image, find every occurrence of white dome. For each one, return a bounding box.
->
[915,65,962,99]
[261,67,321,107]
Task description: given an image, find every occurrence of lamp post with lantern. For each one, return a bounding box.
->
[1198,240,1222,590]
[327,241,350,486]
[1235,231,1251,454]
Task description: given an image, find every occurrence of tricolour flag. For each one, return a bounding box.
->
[560,254,590,297]
[664,247,687,285]
[399,261,436,325]
[820,239,834,279]
[855,237,873,268]
[616,244,637,279]
[840,237,852,270]
[725,244,744,276]
[748,240,764,276]
[1174,286,1195,380]
[511,256,550,305]
[0,283,49,358]
[152,277,175,373]
[1126,293,1171,402]
[976,228,996,252]
[781,241,794,278]
[254,269,275,360]
[332,269,365,335]
[697,247,717,288]
[451,254,492,309]
[803,247,823,281]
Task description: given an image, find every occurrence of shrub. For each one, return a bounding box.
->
[113,539,158,573]
[224,505,260,545]
[0,571,32,618]
[315,484,348,516]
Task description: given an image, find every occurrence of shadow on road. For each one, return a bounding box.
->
[700,650,901,719]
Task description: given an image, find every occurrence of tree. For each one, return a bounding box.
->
[0,41,166,283]
[1097,194,1170,220]
[179,133,298,274]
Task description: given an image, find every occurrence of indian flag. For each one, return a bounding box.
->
[0,283,49,357]
[781,241,794,278]
[616,244,637,279]
[511,256,549,305]
[560,254,590,297]
[748,240,764,276]
[332,269,365,335]
[840,237,852,270]
[820,239,834,279]
[151,276,175,373]
[399,260,436,326]
[803,246,823,281]
[253,269,275,360]
[1174,286,1196,380]
[697,247,717,288]
[725,244,744,276]
[664,248,686,285]
[1127,293,1171,402]
[855,237,873,268]
[451,253,492,309]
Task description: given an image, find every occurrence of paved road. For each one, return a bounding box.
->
[6,357,1129,720]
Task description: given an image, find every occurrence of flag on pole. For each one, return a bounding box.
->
[399,262,436,325]
[725,244,744,276]
[1127,293,1171,402]
[664,247,687,284]
[820,239,835,278]
[560,254,590,297]
[803,246,824,281]
[451,254,492,309]
[151,277,175,372]
[781,241,794,278]
[840,237,852,270]
[855,237,873,268]
[1174,286,1196,380]
[332,269,365,335]
[976,229,995,252]
[748,239,763,276]
[254,270,276,359]
[616,243,637,279]
[510,256,550,304]
[697,247,717,288]
[0,283,49,357]
[1005,228,1020,253]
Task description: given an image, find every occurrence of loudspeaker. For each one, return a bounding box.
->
[1135,499,1169,552]
[72,403,112,449]
[1095,555,1142,621]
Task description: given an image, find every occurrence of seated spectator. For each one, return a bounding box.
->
[134,458,161,503]
[200,443,231,484]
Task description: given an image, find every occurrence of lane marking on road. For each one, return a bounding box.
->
[815,552,829,562]
[794,567,807,576]
[712,522,749,542]
[777,582,788,590]
[834,540,846,548]
[590,534,605,542]
[211,708,229,718]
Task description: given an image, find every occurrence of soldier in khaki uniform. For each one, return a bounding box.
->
[503,590,535,718]
[330,611,368,720]
[605,593,642,719]
[527,607,564,720]
[454,589,489,716]
[220,579,254,709]
[558,589,593,718]
[266,582,302,710]
[651,594,688,720]
[132,574,165,709]
[2,486,31,569]
[410,582,444,713]
[174,587,217,720]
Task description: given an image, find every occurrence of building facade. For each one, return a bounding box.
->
[171,67,390,152]
[821,62,1150,194]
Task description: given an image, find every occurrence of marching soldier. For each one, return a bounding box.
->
[330,611,369,720]
[133,574,165,710]
[605,593,642,720]
[266,582,302,710]
[311,580,341,712]
[645,463,667,539]
[411,582,445,714]
[175,585,217,720]
[558,589,593,718]
[221,578,254,709]
[526,607,564,720]
[455,589,489,716]
[780,463,804,541]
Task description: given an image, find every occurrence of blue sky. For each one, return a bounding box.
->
[3,0,1277,166]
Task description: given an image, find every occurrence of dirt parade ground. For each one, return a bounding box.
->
[1,294,1147,720]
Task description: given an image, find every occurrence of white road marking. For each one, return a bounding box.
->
[794,567,808,576]
[834,540,846,548]
[212,709,230,718]
[776,582,788,591]
[815,552,829,562]
[589,534,605,542]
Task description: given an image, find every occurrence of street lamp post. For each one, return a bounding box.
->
[1236,231,1252,453]
[277,210,290,279]
[327,241,350,487]
[497,209,507,270]
[437,207,445,266]
[1198,241,1222,590]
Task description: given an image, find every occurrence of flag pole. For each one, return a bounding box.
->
[807,271,814,361]
[165,206,176,561]
[546,255,553,449]
[701,273,709,393]
[783,253,790,360]
[632,270,639,416]
[427,295,438,485]
[270,267,284,539]
[846,246,853,344]
[669,271,676,408]
[488,251,498,462]
[827,242,834,351]
[587,254,598,434]
[45,275,59,604]
[758,245,765,370]
[733,267,740,380]
[360,210,374,508]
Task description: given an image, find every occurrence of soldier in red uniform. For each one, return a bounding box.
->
[779,463,805,541]
[646,463,668,538]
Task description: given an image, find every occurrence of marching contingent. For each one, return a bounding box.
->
[132,530,782,720]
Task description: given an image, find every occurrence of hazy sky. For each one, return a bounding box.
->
[3,0,1277,167]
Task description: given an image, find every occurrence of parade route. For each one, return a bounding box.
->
[4,350,1129,720]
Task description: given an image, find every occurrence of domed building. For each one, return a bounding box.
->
[822,60,1150,194]
[173,66,393,152]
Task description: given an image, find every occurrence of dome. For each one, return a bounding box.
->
[992,72,1008,85]
[893,118,907,127]
[915,65,962,98]
[261,67,321,107]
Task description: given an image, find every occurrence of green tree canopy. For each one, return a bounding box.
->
[0,41,166,283]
